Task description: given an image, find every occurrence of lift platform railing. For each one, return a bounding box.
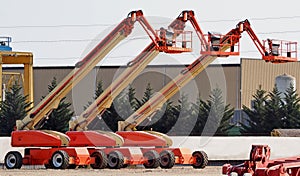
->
[262,39,297,63]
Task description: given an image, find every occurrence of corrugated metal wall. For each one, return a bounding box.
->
[241,58,300,108]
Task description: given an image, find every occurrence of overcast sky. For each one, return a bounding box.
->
[1,0,299,66]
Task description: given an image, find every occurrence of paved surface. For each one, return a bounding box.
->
[0,166,223,176]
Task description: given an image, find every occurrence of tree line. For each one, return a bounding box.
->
[87,81,235,136]
[1,78,300,136]
[241,84,300,136]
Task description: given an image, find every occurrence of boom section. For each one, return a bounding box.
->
[70,10,201,131]
[17,10,148,130]
[119,19,298,131]
[120,29,241,130]
[118,17,242,131]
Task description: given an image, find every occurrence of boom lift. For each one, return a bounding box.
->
[68,10,240,169]
[221,25,298,176]
[69,10,197,131]
[67,10,209,169]
[4,10,162,170]
[116,19,297,169]
[119,19,297,132]
[66,11,194,169]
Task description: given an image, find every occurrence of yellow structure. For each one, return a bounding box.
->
[0,51,33,107]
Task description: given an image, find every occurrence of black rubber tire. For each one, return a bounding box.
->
[44,163,53,169]
[4,151,23,169]
[107,150,124,169]
[50,150,70,169]
[68,164,77,169]
[192,151,208,169]
[90,150,108,169]
[159,150,175,169]
[143,150,160,168]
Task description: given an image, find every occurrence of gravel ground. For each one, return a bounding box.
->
[0,166,223,176]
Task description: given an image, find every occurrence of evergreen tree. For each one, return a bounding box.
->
[282,84,300,128]
[171,94,195,135]
[41,77,74,133]
[0,83,32,136]
[190,98,207,135]
[198,88,234,136]
[135,83,154,108]
[84,81,104,110]
[145,100,177,133]
[264,86,284,131]
[135,83,154,127]
[94,81,104,99]
[216,103,235,136]
[85,81,113,131]
[241,85,267,136]
[136,84,181,134]
[101,84,138,131]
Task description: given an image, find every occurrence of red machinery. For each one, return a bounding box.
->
[4,10,195,170]
[116,19,297,169]
[238,19,297,63]
[119,19,297,130]
[4,10,158,170]
[70,11,194,131]
[67,10,210,169]
[220,21,297,176]
[222,145,300,176]
[4,11,297,170]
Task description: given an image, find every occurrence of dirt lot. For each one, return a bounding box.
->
[0,166,223,176]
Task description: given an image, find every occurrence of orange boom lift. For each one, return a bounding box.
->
[68,10,212,169]
[71,10,242,169]
[66,11,195,169]
[4,10,160,170]
[117,19,297,169]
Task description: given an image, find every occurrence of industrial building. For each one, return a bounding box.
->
[3,58,299,122]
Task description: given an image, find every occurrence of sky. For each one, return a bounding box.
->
[1,0,300,66]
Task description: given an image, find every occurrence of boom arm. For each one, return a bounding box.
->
[119,29,241,130]
[239,19,297,63]
[17,10,147,130]
[119,19,298,131]
[169,10,209,52]
[70,10,202,131]
[70,43,159,130]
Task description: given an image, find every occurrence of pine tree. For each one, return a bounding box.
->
[135,83,153,108]
[145,100,177,133]
[190,98,207,135]
[41,77,74,133]
[216,104,235,136]
[136,84,181,134]
[101,84,137,131]
[84,81,113,131]
[94,81,104,99]
[0,83,32,136]
[264,86,284,131]
[282,84,300,128]
[198,88,234,136]
[84,81,104,110]
[135,83,154,127]
[171,93,195,135]
[241,85,267,136]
